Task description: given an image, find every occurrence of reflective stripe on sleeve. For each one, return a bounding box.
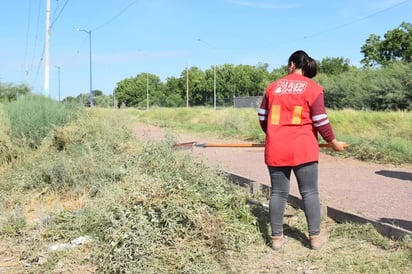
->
[314,119,330,127]
[258,108,268,121]
[312,113,327,122]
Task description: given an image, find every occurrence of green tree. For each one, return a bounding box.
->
[318,62,412,111]
[318,57,352,75]
[0,82,30,103]
[366,62,412,110]
[249,62,271,96]
[93,89,103,97]
[361,21,412,66]
[184,67,208,106]
[114,76,143,107]
[218,64,236,105]
[114,73,163,108]
[146,76,166,108]
[76,93,91,107]
[270,66,287,81]
[62,96,77,104]
[94,94,115,108]
[231,64,267,97]
[163,76,184,107]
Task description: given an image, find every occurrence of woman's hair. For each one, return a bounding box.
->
[288,50,318,78]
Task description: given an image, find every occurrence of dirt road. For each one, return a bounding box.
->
[133,124,412,234]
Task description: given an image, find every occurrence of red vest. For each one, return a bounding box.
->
[263,73,323,166]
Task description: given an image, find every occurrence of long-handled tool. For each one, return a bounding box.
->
[173,141,349,150]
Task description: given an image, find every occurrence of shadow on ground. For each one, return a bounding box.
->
[375,170,412,181]
[248,200,309,248]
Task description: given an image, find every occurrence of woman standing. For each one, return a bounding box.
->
[258,50,346,251]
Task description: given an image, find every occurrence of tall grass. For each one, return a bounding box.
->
[3,94,81,148]
[327,109,412,164]
[0,108,136,193]
[0,95,82,167]
[132,107,412,165]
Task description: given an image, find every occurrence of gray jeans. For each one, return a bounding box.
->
[268,162,321,237]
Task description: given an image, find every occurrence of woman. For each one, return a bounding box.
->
[258,50,346,251]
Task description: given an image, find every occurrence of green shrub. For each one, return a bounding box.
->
[3,94,81,148]
[0,108,137,193]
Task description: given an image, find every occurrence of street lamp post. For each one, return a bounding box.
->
[77,28,93,108]
[198,39,216,110]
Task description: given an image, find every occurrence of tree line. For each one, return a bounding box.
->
[1,22,411,111]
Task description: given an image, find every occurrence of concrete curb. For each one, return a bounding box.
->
[227,172,412,240]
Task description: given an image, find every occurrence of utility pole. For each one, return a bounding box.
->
[77,29,93,108]
[146,72,149,111]
[44,0,51,97]
[186,63,189,108]
[55,66,61,101]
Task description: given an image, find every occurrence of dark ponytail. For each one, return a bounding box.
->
[288,50,318,78]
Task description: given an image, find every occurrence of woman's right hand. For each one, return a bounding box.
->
[329,139,348,151]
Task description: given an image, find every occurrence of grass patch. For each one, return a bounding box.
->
[326,109,412,165]
[130,107,264,141]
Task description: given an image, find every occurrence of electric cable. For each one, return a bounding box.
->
[92,0,137,32]
[30,0,45,87]
[302,0,411,40]
[24,0,33,81]
[50,0,69,29]
[224,0,412,51]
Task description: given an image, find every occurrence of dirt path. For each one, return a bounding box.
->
[133,124,412,233]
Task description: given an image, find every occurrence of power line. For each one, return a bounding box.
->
[92,0,137,32]
[28,0,69,92]
[30,0,44,87]
[72,0,138,80]
[50,0,69,29]
[52,0,60,21]
[302,0,412,40]
[226,0,412,51]
[24,0,33,82]
[34,46,45,87]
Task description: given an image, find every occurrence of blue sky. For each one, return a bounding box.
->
[1,0,411,100]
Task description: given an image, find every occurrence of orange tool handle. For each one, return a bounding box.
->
[196,143,349,148]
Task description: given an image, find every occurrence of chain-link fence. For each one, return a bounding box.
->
[233,96,263,108]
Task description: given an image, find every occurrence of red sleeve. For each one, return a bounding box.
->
[310,93,335,142]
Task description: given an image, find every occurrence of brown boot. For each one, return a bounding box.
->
[309,234,327,250]
[271,235,288,251]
